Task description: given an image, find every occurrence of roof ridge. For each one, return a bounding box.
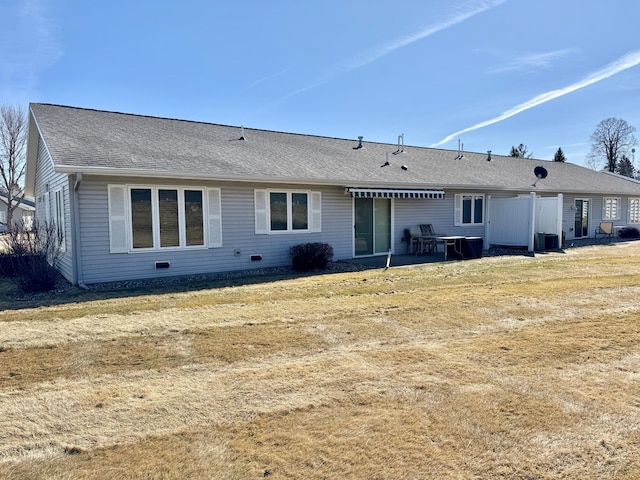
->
[29,102,504,156]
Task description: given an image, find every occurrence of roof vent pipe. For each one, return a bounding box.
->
[487,150,492,161]
[353,136,364,149]
[239,126,246,141]
[395,133,404,154]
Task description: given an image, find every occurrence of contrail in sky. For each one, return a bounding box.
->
[273,0,507,105]
[432,49,640,147]
[348,0,508,70]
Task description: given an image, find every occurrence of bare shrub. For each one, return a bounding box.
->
[1,218,62,292]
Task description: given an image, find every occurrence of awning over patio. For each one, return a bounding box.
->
[346,187,445,199]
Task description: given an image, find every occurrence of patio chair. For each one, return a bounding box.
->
[408,226,424,254]
[418,224,437,254]
[595,221,614,242]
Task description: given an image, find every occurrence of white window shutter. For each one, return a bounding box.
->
[454,194,462,226]
[603,198,610,219]
[630,198,640,224]
[207,188,223,248]
[255,189,268,234]
[310,191,321,232]
[108,185,128,253]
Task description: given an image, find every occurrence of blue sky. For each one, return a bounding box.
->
[2,0,640,167]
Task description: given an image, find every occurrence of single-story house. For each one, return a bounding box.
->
[0,193,35,233]
[25,103,640,285]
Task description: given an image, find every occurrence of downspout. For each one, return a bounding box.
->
[72,172,88,289]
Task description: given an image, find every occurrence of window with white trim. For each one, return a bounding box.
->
[454,194,484,226]
[255,189,321,234]
[54,188,66,252]
[602,197,620,220]
[0,210,6,225]
[629,198,640,224]
[107,185,222,253]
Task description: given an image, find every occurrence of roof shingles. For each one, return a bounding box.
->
[29,103,640,196]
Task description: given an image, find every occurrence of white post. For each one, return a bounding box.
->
[556,193,564,247]
[485,194,492,247]
[528,192,537,252]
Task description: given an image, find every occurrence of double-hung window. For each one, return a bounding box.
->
[108,185,221,253]
[454,194,484,226]
[269,191,309,231]
[602,197,620,221]
[255,189,321,234]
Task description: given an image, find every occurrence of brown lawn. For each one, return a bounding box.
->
[1,242,639,479]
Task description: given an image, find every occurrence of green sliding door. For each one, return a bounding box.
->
[354,198,391,256]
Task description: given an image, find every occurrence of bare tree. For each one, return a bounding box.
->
[0,104,28,232]
[509,143,533,159]
[588,117,637,173]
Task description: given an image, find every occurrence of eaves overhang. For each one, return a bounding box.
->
[51,165,640,196]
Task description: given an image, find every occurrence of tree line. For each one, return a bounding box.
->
[510,117,638,178]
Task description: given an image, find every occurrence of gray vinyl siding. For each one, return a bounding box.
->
[372,189,489,257]
[78,179,354,284]
[32,139,74,282]
[71,176,640,284]
[393,196,451,254]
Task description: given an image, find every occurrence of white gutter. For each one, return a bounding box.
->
[53,165,640,196]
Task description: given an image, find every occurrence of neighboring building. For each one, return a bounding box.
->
[24,103,640,285]
[0,193,35,233]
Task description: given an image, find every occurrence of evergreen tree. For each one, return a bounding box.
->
[615,154,635,178]
[553,147,566,162]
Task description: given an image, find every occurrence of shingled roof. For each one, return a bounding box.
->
[27,103,640,196]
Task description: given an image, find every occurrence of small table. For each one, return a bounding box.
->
[437,236,465,260]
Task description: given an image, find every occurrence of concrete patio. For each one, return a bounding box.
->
[342,236,637,270]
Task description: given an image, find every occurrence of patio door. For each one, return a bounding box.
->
[354,198,391,256]
[574,199,590,238]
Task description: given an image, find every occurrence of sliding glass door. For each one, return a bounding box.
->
[354,198,391,256]
[574,199,590,238]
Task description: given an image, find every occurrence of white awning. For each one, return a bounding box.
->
[346,188,445,199]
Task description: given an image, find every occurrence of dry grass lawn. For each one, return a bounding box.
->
[1,242,640,479]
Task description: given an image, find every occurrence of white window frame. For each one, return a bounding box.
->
[129,185,208,251]
[107,184,222,253]
[454,193,485,226]
[602,197,621,221]
[255,189,321,234]
[0,209,6,225]
[54,188,66,252]
[629,198,640,224]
